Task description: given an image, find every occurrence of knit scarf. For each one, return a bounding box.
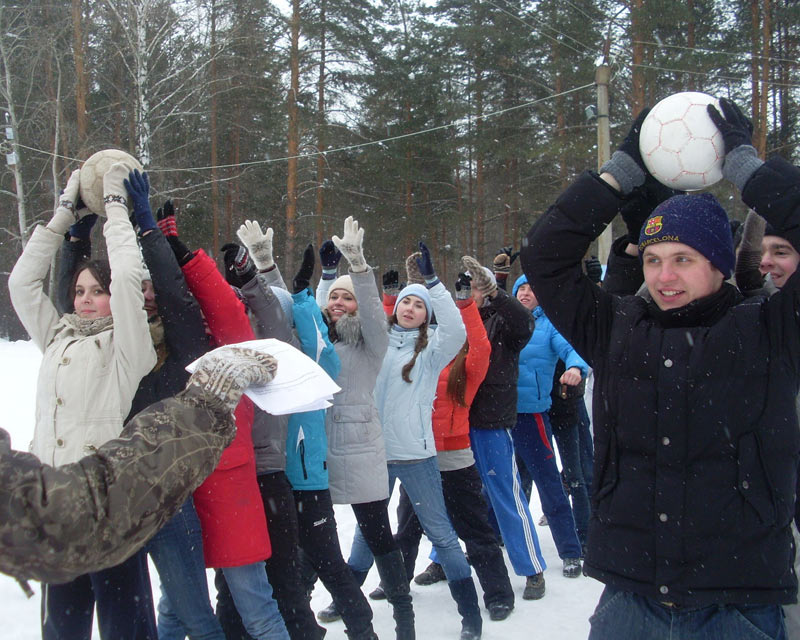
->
[647,282,742,329]
[60,313,114,336]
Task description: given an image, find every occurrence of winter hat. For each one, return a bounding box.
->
[270,286,294,325]
[512,274,529,297]
[393,283,433,324]
[327,275,355,302]
[638,193,735,279]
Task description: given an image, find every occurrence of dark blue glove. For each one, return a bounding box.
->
[319,240,342,279]
[69,213,98,240]
[123,169,156,234]
[415,241,436,283]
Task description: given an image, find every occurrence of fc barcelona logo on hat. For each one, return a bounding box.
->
[644,216,663,236]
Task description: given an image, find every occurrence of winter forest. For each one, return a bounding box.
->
[0,0,798,339]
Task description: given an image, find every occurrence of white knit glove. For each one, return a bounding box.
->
[47,170,83,235]
[332,216,367,273]
[102,162,131,217]
[237,220,275,271]
[187,346,278,413]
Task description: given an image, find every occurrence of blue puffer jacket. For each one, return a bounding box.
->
[513,275,587,414]
[286,288,341,491]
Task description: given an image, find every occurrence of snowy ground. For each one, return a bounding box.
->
[0,338,603,639]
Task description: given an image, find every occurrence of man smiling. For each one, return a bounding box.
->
[522,98,800,639]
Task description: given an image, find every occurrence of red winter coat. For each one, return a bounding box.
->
[182,249,270,568]
[382,293,489,451]
[432,299,490,451]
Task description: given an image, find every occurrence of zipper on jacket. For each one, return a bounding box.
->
[299,440,308,480]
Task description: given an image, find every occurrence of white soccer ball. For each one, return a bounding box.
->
[79,149,143,215]
[639,92,724,191]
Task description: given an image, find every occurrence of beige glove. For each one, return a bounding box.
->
[462,256,497,299]
[187,346,278,413]
[405,252,424,285]
[47,170,82,235]
[237,220,275,271]
[332,216,367,273]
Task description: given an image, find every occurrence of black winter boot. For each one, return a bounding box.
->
[374,550,415,640]
[448,577,482,640]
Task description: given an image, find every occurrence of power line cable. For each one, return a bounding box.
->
[15,82,597,173]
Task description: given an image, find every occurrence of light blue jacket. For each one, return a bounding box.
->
[285,288,341,491]
[513,275,588,414]
[374,282,466,461]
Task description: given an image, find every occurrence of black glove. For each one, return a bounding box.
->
[600,108,651,195]
[221,242,256,287]
[619,180,684,245]
[319,239,342,277]
[454,272,472,300]
[584,256,603,283]
[293,243,315,294]
[382,269,400,295]
[707,98,754,155]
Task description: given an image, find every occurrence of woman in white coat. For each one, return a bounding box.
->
[8,165,157,640]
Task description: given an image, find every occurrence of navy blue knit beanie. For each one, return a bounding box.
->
[638,193,735,279]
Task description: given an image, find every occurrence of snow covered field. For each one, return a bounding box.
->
[0,338,602,639]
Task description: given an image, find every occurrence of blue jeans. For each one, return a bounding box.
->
[588,586,787,640]
[349,456,472,582]
[146,498,225,640]
[222,563,290,640]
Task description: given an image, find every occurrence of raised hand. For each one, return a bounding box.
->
[293,243,315,293]
[382,269,400,295]
[332,216,367,272]
[124,169,156,234]
[237,220,275,271]
[415,242,437,284]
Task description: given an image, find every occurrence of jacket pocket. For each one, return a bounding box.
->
[737,431,776,527]
[592,428,618,513]
[328,404,380,454]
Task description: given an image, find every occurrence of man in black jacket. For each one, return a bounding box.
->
[521,99,800,639]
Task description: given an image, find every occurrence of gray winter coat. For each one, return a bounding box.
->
[242,267,293,474]
[317,269,390,504]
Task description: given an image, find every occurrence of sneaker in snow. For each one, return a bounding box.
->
[414,561,446,586]
[562,557,582,578]
[523,573,546,600]
[368,584,386,600]
[316,600,341,623]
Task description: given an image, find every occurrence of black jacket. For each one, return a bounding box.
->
[469,288,534,430]
[521,165,800,607]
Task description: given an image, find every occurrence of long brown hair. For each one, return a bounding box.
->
[390,314,429,383]
[446,341,470,407]
[70,260,112,299]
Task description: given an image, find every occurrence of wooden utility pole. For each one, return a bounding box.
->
[595,64,612,264]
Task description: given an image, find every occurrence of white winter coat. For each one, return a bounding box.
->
[374,282,466,461]
[8,210,156,466]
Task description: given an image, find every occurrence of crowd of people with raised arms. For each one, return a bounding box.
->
[2,94,800,640]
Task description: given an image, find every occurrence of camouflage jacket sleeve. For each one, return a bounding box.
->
[0,386,234,584]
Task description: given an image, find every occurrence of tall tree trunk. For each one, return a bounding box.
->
[315,0,327,255]
[286,0,301,274]
[687,0,696,91]
[630,0,646,114]
[758,0,771,157]
[475,78,485,262]
[555,72,568,189]
[210,0,220,258]
[751,0,761,140]
[72,0,88,143]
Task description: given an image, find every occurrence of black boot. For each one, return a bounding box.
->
[374,550,415,640]
[448,577,482,640]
